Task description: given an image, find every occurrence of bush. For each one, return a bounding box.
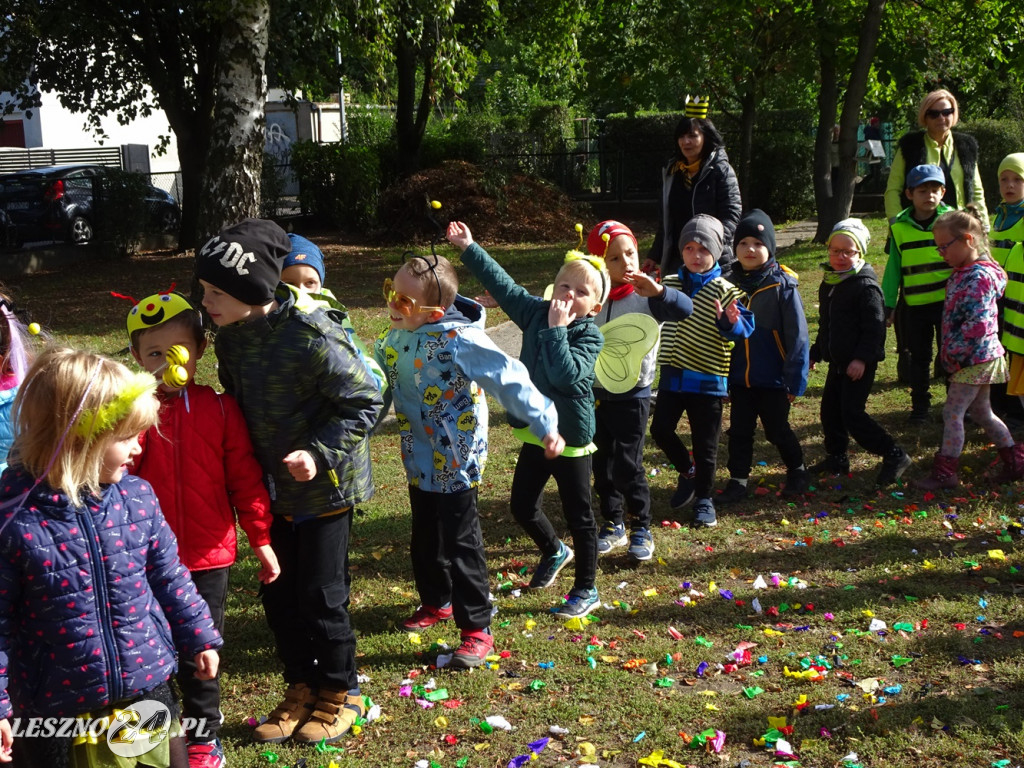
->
[958,118,1024,210]
[96,170,152,257]
[745,130,816,221]
[289,140,381,231]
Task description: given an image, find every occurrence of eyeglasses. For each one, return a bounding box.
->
[383,278,444,316]
[828,247,859,258]
[925,107,955,119]
[936,234,961,254]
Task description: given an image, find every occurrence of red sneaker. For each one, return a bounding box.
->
[449,630,494,669]
[399,604,453,631]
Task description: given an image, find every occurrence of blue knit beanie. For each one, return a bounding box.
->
[284,234,326,285]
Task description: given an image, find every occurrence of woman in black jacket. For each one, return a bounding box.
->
[644,115,742,278]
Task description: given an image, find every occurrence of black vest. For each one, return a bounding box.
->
[897,131,979,208]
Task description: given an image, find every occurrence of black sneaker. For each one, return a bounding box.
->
[670,475,696,510]
[876,447,912,486]
[528,542,574,589]
[718,479,748,505]
[808,453,849,476]
[781,468,810,497]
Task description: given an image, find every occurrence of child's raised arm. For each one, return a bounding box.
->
[447,221,475,252]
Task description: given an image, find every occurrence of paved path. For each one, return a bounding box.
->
[484,219,819,359]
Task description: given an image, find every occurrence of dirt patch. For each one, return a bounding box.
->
[373,160,591,245]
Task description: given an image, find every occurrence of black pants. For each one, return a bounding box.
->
[903,302,943,411]
[409,486,491,630]
[649,389,723,499]
[261,512,357,692]
[177,566,229,742]
[593,397,651,530]
[820,361,897,457]
[726,387,804,479]
[510,443,596,592]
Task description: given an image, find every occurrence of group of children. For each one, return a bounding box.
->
[0,147,1023,768]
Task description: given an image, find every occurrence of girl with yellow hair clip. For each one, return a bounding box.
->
[0,347,222,768]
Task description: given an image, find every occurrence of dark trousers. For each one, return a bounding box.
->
[510,443,596,592]
[261,512,357,692]
[177,566,229,742]
[903,302,944,411]
[649,389,723,499]
[593,397,652,530]
[820,361,896,457]
[726,387,804,479]
[409,486,491,630]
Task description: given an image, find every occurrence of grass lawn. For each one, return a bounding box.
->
[5,215,1023,768]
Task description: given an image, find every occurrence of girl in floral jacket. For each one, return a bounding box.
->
[916,207,1024,489]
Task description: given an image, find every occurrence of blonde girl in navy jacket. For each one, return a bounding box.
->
[0,347,221,768]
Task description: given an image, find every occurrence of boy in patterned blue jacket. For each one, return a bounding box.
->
[374,254,562,668]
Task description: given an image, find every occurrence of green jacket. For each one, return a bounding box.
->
[214,284,383,518]
[460,243,603,448]
[882,203,953,309]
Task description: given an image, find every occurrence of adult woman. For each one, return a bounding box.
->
[644,112,742,278]
[884,89,987,222]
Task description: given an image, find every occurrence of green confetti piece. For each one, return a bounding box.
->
[779,603,790,612]
[893,622,914,632]
[695,636,713,647]
[423,688,449,702]
[456,758,470,768]
[904,595,918,602]
[499,620,511,628]
[587,656,597,669]
[529,680,547,691]
[743,685,765,699]
[735,623,753,630]
[891,655,913,668]
[655,676,674,688]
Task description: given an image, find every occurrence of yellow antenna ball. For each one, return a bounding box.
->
[602,233,610,244]
[163,365,188,389]
[430,200,442,209]
[574,223,583,234]
[166,345,190,368]
[27,322,40,335]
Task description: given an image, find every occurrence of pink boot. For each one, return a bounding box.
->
[913,454,959,491]
[992,444,1024,484]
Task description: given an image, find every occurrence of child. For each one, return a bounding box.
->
[195,219,383,745]
[446,220,606,619]
[586,221,693,560]
[374,253,562,666]
[915,208,1023,488]
[126,291,279,766]
[882,164,954,424]
[991,153,1024,267]
[808,219,912,486]
[720,209,810,504]
[0,290,34,470]
[0,347,222,768]
[649,214,753,529]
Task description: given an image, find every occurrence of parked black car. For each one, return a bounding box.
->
[0,164,180,246]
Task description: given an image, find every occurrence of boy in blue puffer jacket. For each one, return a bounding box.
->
[720,210,810,504]
[374,253,561,668]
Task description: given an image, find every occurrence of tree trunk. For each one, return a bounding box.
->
[812,0,888,242]
[197,0,269,245]
[395,39,420,176]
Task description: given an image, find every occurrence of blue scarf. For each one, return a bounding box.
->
[678,262,722,297]
[994,200,1024,232]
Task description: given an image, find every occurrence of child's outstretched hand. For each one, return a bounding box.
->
[0,719,12,762]
[446,221,474,251]
[253,544,281,584]
[283,450,317,481]
[715,298,741,324]
[624,270,664,298]
[194,650,220,681]
[543,433,566,459]
[475,290,499,309]
[548,297,576,327]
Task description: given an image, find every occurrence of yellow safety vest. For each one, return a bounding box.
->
[890,216,951,306]
[1002,243,1024,355]
[992,217,1024,268]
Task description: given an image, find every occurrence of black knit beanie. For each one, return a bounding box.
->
[195,218,292,306]
[733,209,777,258]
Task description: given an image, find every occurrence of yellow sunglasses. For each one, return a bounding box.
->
[383,278,444,317]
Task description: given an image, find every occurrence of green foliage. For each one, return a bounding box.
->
[289,140,381,230]
[745,129,816,221]
[958,119,1024,209]
[420,112,492,168]
[259,153,288,218]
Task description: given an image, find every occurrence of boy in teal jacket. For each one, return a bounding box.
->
[447,221,607,619]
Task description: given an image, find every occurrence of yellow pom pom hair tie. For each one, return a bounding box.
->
[155,344,190,389]
[75,371,159,439]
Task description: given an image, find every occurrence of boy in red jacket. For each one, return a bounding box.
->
[126,290,280,768]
